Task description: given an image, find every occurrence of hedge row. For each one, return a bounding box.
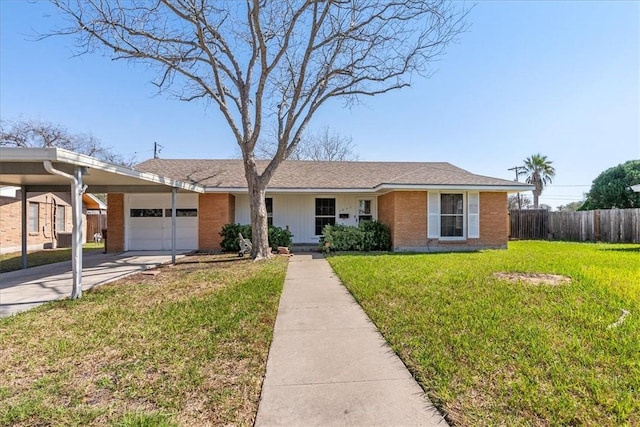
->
[320,221,391,252]
[219,223,293,252]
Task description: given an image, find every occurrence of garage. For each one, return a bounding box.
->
[126,193,198,251]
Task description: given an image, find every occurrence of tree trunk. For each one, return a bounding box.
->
[533,191,540,208]
[246,173,272,260]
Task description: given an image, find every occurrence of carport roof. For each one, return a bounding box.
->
[0,147,204,193]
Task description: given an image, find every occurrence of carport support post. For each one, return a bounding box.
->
[171,188,177,265]
[21,185,27,269]
[71,166,84,299]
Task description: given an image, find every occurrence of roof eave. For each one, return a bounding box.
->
[0,147,205,193]
[203,183,535,194]
[375,183,536,192]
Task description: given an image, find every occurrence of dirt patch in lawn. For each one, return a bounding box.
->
[493,272,571,286]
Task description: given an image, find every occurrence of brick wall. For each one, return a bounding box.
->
[0,193,74,254]
[378,190,508,251]
[106,193,125,253]
[377,192,396,245]
[477,192,508,247]
[378,191,428,249]
[198,193,235,251]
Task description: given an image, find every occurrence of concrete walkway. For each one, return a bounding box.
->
[256,254,448,426]
[0,251,187,318]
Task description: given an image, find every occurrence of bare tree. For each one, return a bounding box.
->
[257,126,358,161]
[48,0,468,259]
[0,118,135,166]
[508,194,532,210]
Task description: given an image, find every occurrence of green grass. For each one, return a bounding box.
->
[0,254,288,426]
[327,241,640,426]
[0,243,104,273]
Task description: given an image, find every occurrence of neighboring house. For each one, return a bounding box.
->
[632,184,640,193]
[103,160,532,253]
[0,187,107,254]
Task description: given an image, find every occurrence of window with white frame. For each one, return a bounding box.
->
[428,192,480,240]
[28,202,39,233]
[56,205,66,232]
[315,198,335,235]
[358,199,372,222]
[266,198,273,227]
[440,193,464,237]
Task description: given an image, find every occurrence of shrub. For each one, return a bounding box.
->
[219,223,252,252]
[359,220,392,251]
[268,226,293,250]
[321,221,391,252]
[219,223,293,252]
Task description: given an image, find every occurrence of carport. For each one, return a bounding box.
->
[0,147,204,299]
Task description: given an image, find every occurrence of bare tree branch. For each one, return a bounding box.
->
[0,118,135,166]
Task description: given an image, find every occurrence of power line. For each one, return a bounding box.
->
[508,165,526,209]
[153,142,164,159]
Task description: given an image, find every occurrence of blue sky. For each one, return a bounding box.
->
[1,1,638,209]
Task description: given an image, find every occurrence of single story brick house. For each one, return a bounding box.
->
[0,187,106,254]
[104,159,532,252]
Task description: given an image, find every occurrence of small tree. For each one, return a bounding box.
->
[556,201,584,212]
[581,160,640,210]
[49,0,468,259]
[520,153,556,208]
[0,118,134,166]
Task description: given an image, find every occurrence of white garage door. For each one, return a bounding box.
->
[126,194,198,251]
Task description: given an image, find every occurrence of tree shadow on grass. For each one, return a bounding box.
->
[598,246,640,253]
[176,253,249,265]
[325,249,481,258]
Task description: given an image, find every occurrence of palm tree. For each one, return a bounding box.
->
[520,153,556,208]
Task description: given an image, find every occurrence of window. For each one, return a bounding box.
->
[28,202,39,233]
[266,198,273,227]
[130,208,163,217]
[163,208,198,217]
[358,199,372,222]
[440,193,464,237]
[427,192,479,240]
[56,205,66,232]
[315,198,335,235]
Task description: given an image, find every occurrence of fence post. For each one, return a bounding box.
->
[594,210,601,241]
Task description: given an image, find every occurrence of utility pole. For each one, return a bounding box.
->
[508,166,525,210]
[153,142,163,159]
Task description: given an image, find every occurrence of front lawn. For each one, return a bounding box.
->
[0,254,287,426]
[0,243,104,273]
[327,241,640,426]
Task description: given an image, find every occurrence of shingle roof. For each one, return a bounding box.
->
[134,159,530,190]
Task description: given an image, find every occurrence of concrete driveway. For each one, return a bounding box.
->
[0,251,188,318]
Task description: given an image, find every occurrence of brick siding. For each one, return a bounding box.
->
[106,193,125,253]
[198,193,235,251]
[0,193,74,254]
[477,192,508,247]
[378,190,508,251]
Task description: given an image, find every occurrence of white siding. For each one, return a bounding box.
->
[235,193,377,243]
[125,193,198,251]
[427,192,440,238]
[467,192,480,239]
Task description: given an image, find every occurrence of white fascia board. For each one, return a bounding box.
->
[0,147,205,193]
[55,149,205,193]
[207,184,535,194]
[374,183,535,192]
[84,193,108,209]
[206,187,377,193]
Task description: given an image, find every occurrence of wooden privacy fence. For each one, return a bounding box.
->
[86,213,107,242]
[509,208,640,243]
